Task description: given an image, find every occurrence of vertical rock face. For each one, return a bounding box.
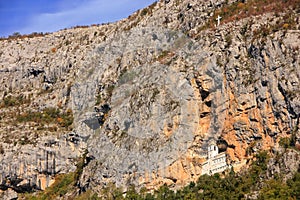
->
[0,0,299,194]
[0,134,86,192]
[0,25,113,192]
[267,149,300,181]
[78,21,300,190]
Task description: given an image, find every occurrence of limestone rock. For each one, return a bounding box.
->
[0,0,299,195]
[0,188,18,200]
[267,149,300,181]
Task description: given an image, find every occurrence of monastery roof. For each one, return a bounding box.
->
[208,139,217,146]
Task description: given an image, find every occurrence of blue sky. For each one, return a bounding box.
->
[0,0,157,37]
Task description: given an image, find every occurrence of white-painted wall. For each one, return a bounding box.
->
[201,143,229,175]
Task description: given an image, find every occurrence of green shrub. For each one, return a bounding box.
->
[95,94,102,106]
[279,137,292,149]
[106,85,115,98]
[75,190,100,200]
[22,173,75,200]
[140,8,148,16]
[1,95,31,107]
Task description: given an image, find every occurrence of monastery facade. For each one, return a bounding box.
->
[201,141,229,175]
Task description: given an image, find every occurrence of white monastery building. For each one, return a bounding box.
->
[201,140,229,175]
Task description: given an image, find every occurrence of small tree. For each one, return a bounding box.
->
[12,32,21,37]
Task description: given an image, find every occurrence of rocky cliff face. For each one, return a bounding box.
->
[0,0,299,197]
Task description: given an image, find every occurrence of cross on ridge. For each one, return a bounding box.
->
[216,15,222,26]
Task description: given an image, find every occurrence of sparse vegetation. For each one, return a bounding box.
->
[140,8,148,17]
[279,137,293,149]
[215,0,299,27]
[156,50,175,64]
[16,107,73,130]
[1,94,31,108]
[74,150,88,183]
[140,1,157,17]
[252,12,298,40]
[95,94,102,106]
[51,47,57,53]
[197,0,300,35]
[124,1,157,31]
[224,34,232,47]
[0,32,47,41]
[0,144,4,154]
[279,131,299,151]
[22,173,76,200]
[106,85,115,98]
[21,151,91,199]
[28,150,299,200]
[18,148,299,199]
[75,190,100,200]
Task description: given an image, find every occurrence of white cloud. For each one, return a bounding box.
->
[19,0,156,34]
